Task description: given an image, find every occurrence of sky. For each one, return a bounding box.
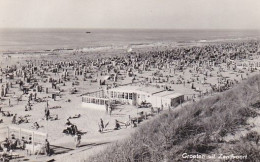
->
[0,0,260,29]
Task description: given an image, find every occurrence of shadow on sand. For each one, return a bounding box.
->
[78,141,111,148]
[50,145,74,155]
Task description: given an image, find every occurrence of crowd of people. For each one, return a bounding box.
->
[0,134,51,157]
[0,40,260,158]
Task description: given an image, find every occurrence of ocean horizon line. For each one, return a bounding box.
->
[1,27,260,32]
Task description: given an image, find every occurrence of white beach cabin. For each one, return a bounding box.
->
[108,85,184,108]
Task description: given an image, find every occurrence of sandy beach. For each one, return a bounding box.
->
[0,40,260,161]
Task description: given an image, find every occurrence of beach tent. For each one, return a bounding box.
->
[127,46,133,53]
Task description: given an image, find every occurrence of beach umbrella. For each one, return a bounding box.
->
[103,76,110,80]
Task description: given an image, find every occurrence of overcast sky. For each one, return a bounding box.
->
[0,0,260,29]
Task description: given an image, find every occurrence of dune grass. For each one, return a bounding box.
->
[87,75,260,162]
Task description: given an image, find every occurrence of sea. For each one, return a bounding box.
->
[0,28,260,52]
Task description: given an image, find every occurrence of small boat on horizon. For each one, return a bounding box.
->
[85,32,91,34]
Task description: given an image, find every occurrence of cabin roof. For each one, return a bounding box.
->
[153,91,184,99]
[109,85,164,94]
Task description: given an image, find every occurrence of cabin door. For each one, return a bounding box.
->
[132,93,137,106]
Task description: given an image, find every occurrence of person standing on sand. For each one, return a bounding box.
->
[34,93,37,100]
[100,118,104,132]
[17,96,20,104]
[114,120,121,130]
[74,134,81,148]
[105,103,108,114]
[45,139,51,156]
[45,107,50,120]
[20,137,26,150]
[161,104,164,111]
[12,114,17,124]
[71,124,78,135]
[109,106,112,116]
[34,122,40,130]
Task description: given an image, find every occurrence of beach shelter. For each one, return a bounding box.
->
[103,76,110,80]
